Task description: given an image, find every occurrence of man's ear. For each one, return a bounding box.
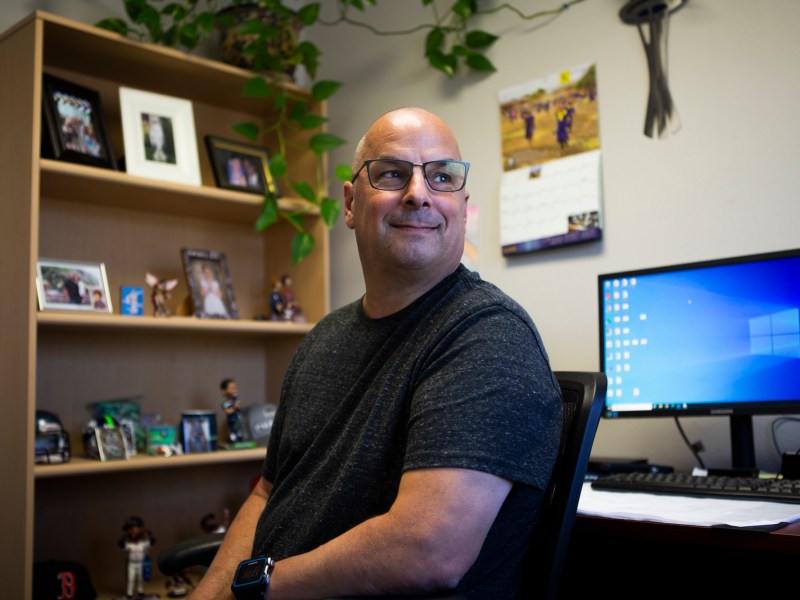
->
[343,181,356,230]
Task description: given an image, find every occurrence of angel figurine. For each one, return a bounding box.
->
[145,272,178,317]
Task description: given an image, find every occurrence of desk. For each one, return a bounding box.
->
[562,515,800,597]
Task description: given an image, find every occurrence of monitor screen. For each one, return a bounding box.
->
[598,249,800,469]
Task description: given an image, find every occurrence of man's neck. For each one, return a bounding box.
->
[361,264,460,319]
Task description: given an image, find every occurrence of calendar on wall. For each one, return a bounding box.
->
[498,62,603,256]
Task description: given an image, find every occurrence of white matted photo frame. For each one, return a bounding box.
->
[41,74,116,170]
[36,258,113,313]
[119,87,201,186]
[204,135,279,196]
[180,248,240,319]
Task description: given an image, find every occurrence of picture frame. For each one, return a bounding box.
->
[119,86,201,186]
[204,135,279,196]
[36,258,113,313]
[181,411,217,454]
[41,74,116,170]
[120,286,144,316]
[181,248,240,319]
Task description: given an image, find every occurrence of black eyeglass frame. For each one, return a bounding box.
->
[351,159,470,192]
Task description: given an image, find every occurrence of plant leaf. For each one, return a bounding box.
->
[291,232,315,265]
[297,3,320,26]
[242,76,272,99]
[311,80,342,101]
[162,4,186,19]
[232,122,260,142]
[452,0,476,20]
[255,194,279,232]
[310,133,347,156]
[178,22,200,49]
[270,154,287,178]
[425,28,445,55]
[284,212,306,231]
[320,197,341,228]
[196,11,214,34]
[297,113,327,129]
[466,52,496,72]
[292,181,317,203]
[465,30,498,49]
[288,100,309,120]
[427,50,456,78]
[132,4,163,42]
[335,163,352,182]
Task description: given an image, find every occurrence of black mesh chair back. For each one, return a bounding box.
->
[517,371,606,600]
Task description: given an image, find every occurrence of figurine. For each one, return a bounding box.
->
[220,378,247,443]
[279,274,302,321]
[200,508,230,534]
[145,272,178,317]
[268,274,304,322]
[268,277,287,321]
[117,516,156,600]
[165,571,193,598]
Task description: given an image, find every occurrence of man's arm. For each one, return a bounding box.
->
[268,467,512,599]
[189,477,272,600]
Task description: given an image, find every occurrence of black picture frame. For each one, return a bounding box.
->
[41,74,116,170]
[205,135,278,196]
[180,248,240,320]
[181,411,217,454]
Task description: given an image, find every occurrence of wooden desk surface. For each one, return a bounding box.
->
[575,513,800,553]
[565,515,800,597]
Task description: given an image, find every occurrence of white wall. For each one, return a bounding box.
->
[4,1,799,474]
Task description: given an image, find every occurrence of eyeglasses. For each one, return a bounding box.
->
[351,159,470,192]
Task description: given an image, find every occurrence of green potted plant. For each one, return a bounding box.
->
[96,0,586,263]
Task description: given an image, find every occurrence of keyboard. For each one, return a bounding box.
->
[591,471,800,503]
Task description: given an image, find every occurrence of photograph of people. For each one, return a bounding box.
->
[198,262,228,318]
[242,157,262,190]
[54,90,103,158]
[141,112,175,163]
[226,156,248,187]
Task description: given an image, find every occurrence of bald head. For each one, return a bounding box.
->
[352,108,463,174]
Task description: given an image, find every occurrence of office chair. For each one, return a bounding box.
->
[517,370,606,600]
[158,371,606,600]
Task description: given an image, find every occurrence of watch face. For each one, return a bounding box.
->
[236,559,265,585]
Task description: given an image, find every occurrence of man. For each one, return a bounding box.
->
[191,107,562,599]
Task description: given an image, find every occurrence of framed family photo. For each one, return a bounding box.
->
[41,74,116,170]
[119,86,201,186]
[181,248,240,319]
[36,258,113,313]
[205,135,278,196]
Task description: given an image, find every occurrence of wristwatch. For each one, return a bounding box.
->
[231,556,275,600]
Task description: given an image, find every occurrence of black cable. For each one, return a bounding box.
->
[770,417,800,458]
[674,416,705,469]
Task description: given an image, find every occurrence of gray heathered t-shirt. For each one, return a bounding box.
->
[254,265,562,598]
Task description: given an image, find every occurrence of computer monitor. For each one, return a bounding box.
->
[598,248,800,471]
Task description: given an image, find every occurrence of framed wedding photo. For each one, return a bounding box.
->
[41,74,116,170]
[36,258,113,313]
[119,86,201,186]
[181,248,240,319]
[205,135,278,196]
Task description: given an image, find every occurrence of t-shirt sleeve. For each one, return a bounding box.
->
[403,306,562,491]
